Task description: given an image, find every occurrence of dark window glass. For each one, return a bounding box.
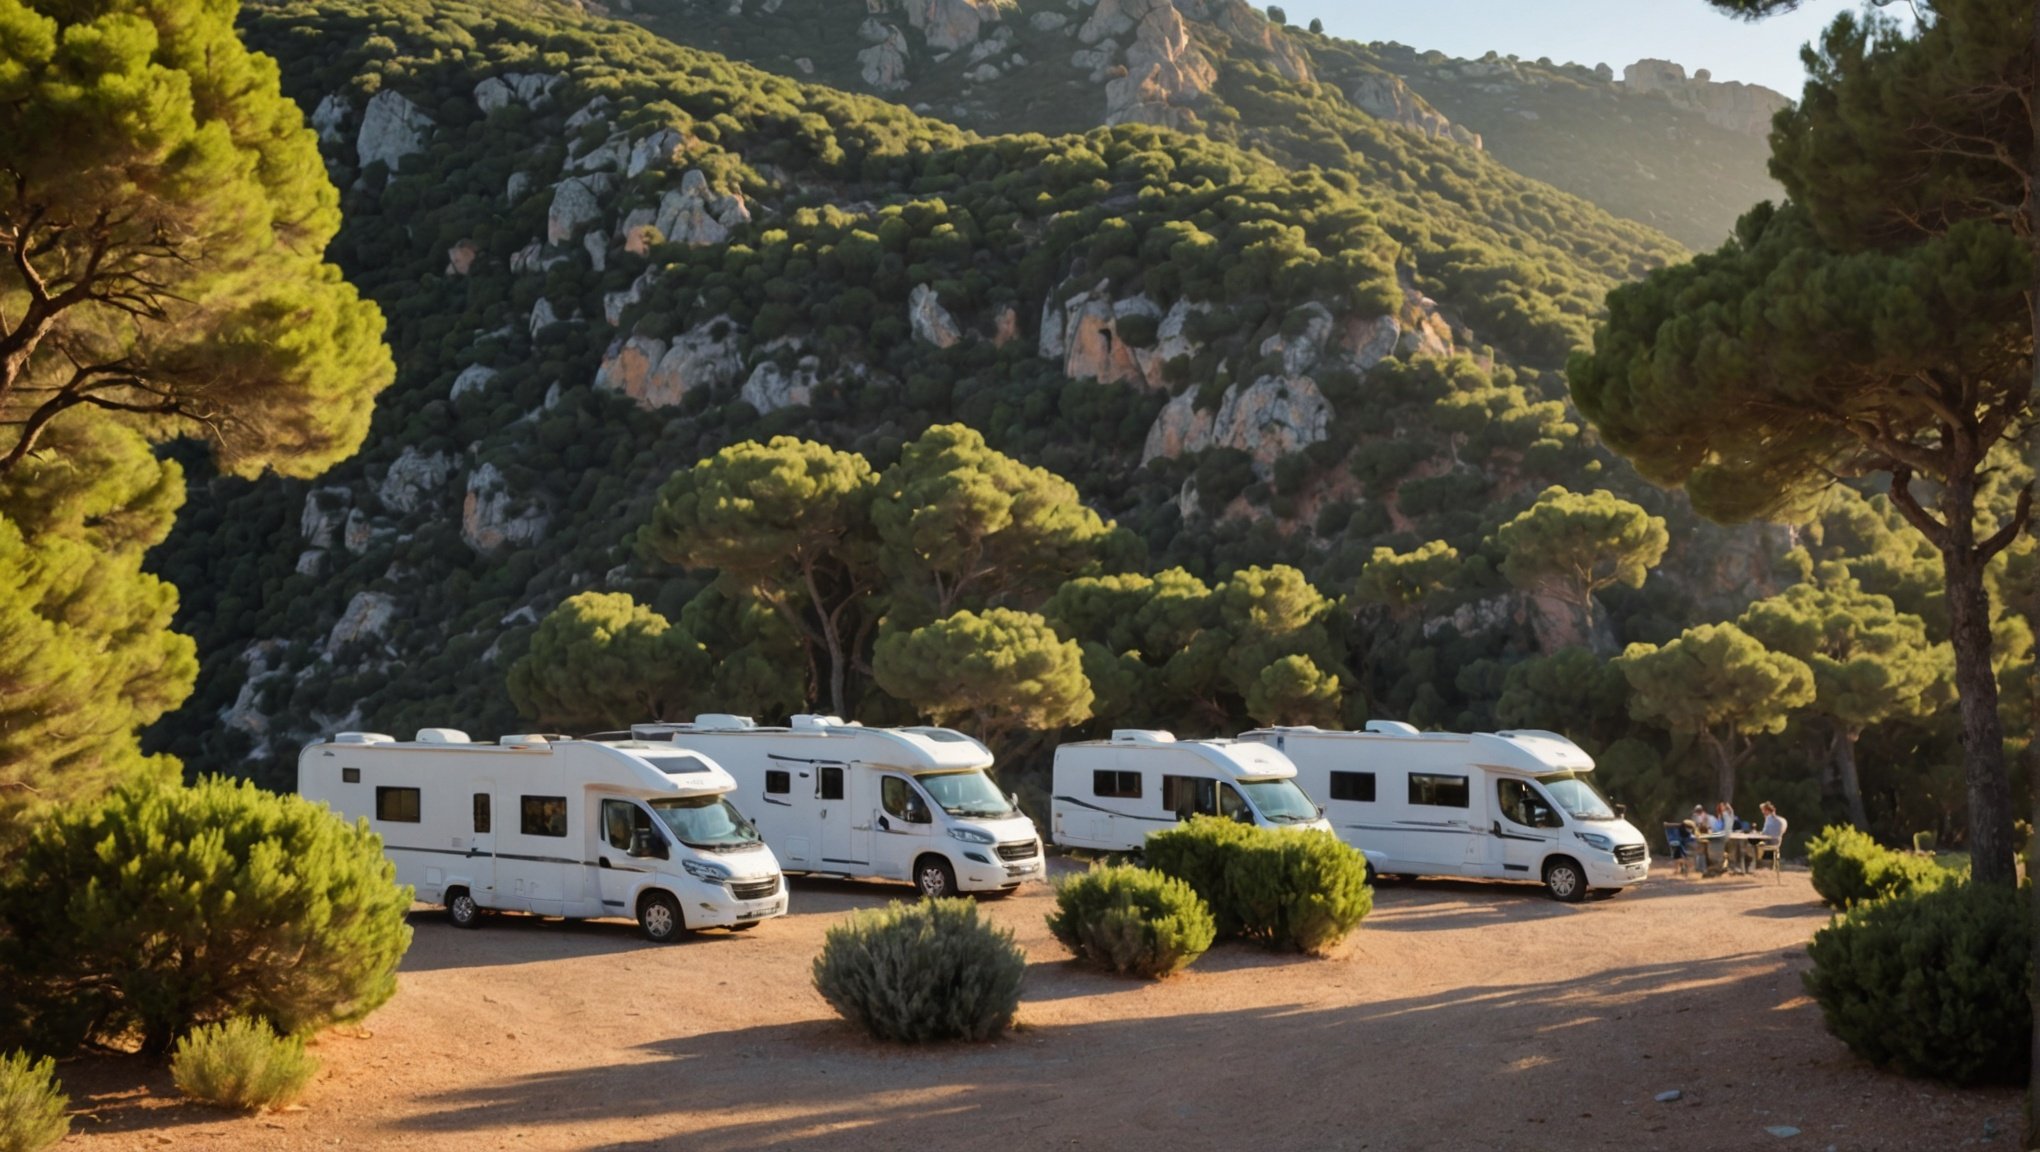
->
[1329,771,1375,803]
[764,769,790,795]
[1498,779,1563,829]
[375,786,420,823]
[1409,773,1470,809]
[603,799,635,850]
[342,767,360,784]
[1092,770,1142,798]
[881,776,928,822]
[1218,782,1251,823]
[473,793,490,834]
[520,795,568,837]
[1162,775,1217,820]
[819,765,845,801]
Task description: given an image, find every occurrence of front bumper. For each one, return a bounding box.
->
[1584,854,1649,888]
[685,876,788,927]
[957,845,1046,891]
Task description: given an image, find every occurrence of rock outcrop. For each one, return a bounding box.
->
[474,72,562,114]
[1048,284,1165,388]
[859,24,912,91]
[1179,0,1311,83]
[653,170,749,247]
[1099,0,1216,128]
[449,364,498,400]
[445,240,478,276]
[377,447,455,514]
[311,94,352,145]
[1622,59,1789,135]
[529,297,559,335]
[593,318,744,409]
[326,591,397,655]
[548,176,606,244]
[741,355,822,412]
[627,128,687,178]
[461,464,550,553]
[903,0,994,52]
[909,284,962,348]
[300,488,350,548]
[1347,70,1481,148]
[1141,373,1333,476]
[356,90,433,172]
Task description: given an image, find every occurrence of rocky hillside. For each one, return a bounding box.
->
[144,0,1789,787]
[615,0,1788,250]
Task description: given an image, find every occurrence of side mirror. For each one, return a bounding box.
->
[1009,792,1020,812]
[1615,803,1628,820]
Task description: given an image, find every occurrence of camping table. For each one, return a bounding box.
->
[1726,832,1772,874]
[1694,832,1728,875]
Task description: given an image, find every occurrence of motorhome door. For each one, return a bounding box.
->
[872,773,933,879]
[1398,770,1477,872]
[816,762,870,872]
[1487,777,1562,878]
[467,781,498,904]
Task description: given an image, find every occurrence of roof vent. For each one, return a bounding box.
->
[1364,720,1420,736]
[333,732,394,745]
[790,714,848,730]
[1110,729,1176,745]
[693,714,756,731]
[416,728,471,744]
[498,734,549,746]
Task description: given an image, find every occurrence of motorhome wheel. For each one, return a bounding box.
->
[914,856,957,898]
[1542,858,1586,904]
[446,888,481,929]
[638,891,685,942]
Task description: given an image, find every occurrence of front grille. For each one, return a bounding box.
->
[730,876,780,901]
[1615,844,1647,865]
[996,840,1039,862]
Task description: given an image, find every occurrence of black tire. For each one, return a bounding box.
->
[1543,857,1588,904]
[637,891,686,942]
[446,887,482,929]
[913,855,958,899]
[1364,861,1378,887]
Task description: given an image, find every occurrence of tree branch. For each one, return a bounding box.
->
[1887,465,1954,550]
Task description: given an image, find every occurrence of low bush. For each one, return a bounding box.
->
[812,899,1025,1042]
[1803,881,2029,1085]
[1806,825,1952,909]
[1146,817,1372,954]
[0,1050,68,1152]
[1047,864,1215,979]
[170,1018,319,1111]
[0,778,414,1055]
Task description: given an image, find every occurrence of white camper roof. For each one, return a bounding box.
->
[304,731,737,798]
[1062,729,1301,781]
[1241,723,1596,775]
[627,714,994,772]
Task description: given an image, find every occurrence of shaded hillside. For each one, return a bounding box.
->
[146,0,1782,788]
[617,0,1786,250]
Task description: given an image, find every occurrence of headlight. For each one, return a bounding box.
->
[1576,832,1613,852]
[948,827,994,844]
[682,859,732,882]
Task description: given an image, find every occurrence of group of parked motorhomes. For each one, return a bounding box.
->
[300,716,1651,939]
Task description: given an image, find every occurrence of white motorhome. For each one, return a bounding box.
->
[626,715,1045,898]
[1049,729,1333,853]
[299,728,787,941]
[1238,722,1650,901]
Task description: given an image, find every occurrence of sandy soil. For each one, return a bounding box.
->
[56,864,2014,1152]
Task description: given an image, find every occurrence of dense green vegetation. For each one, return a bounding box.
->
[1047,864,1217,979]
[810,898,1025,1042]
[1144,817,1371,954]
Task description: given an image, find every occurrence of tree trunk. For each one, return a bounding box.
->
[1940,507,2017,886]
[1834,728,1869,832]
[1702,728,1736,807]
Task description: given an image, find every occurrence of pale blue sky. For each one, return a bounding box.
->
[1280,1,1900,96]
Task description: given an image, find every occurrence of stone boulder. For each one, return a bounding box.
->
[1052,283,1162,388]
[449,364,498,400]
[474,72,562,114]
[594,318,744,409]
[1347,70,1478,148]
[1623,58,1790,134]
[445,240,478,276]
[859,24,912,90]
[529,297,559,336]
[992,304,1020,347]
[342,506,375,554]
[1338,313,1401,370]
[1179,0,1312,84]
[548,176,605,244]
[603,270,654,325]
[909,284,962,348]
[1259,303,1335,377]
[627,128,687,178]
[462,464,550,553]
[741,355,822,412]
[1141,389,1215,464]
[326,591,397,655]
[1141,373,1334,476]
[1106,0,1216,128]
[568,133,632,174]
[356,90,433,172]
[376,447,455,514]
[300,487,351,548]
[654,170,747,247]
[565,95,612,131]
[311,94,352,145]
[903,0,997,52]
[583,230,608,272]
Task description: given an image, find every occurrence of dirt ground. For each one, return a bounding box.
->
[55,864,2015,1152]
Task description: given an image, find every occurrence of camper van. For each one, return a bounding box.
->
[1238,722,1650,901]
[299,729,787,941]
[1050,729,1333,853]
[626,715,1045,898]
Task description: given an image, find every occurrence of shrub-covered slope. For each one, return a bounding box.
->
[147,0,1768,787]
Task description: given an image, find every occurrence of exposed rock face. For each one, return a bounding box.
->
[548,177,605,244]
[627,128,687,177]
[1031,11,1068,31]
[311,94,352,145]
[565,95,612,131]
[377,447,455,514]
[1347,70,1481,149]
[903,0,993,52]
[1623,58,1789,134]
[462,464,550,553]
[506,171,534,204]
[991,304,1020,347]
[909,284,962,347]
[1051,283,1163,388]
[1179,0,1311,83]
[741,355,822,412]
[220,639,288,756]
[1144,298,1206,382]
[1260,304,1335,377]
[326,591,397,654]
[1142,388,1215,463]
[1101,0,1216,128]
[1141,372,1334,477]
[474,72,561,114]
[603,271,653,325]
[356,90,433,171]
[342,506,374,554]
[569,133,632,174]
[1339,313,1401,370]
[449,364,498,399]
[529,296,559,335]
[1422,593,1523,642]
[583,230,609,272]
[593,318,744,409]
[445,240,478,276]
[300,487,350,548]
[653,170,748,247]
[859,24,912,90]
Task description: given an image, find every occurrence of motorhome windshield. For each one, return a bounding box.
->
[1536,772,1615,821]
[915,770,1014,819]
[648,796,761,851]
[1238,777,1319,824]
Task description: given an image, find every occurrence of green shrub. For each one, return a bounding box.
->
[0,778,414,1055]
[0,1050,68,1152]
[1047,864,1216,979]
[1806,825,1951,909]
[1804,881,2029,1085]
[1146,817,1372,954]
[811,899,1025,1042]
[170,1018,319,1111]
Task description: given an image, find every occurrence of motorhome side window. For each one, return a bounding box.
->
[1162,775,1217,819]
[375,786,420,823]
[819,765,845,801]
[1408,773,1470,808]
[341,767,360,783]
[520,795,568,837]
[764,770,790,795]
[1093,770,1141,798]
[1329,771,1375,802]
[881,777,927,822]
[472,793,490,834]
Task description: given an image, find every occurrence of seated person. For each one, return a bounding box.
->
[1691,804,1715,834]
[1717,801,1740,833]
[1759,801,1787,844]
